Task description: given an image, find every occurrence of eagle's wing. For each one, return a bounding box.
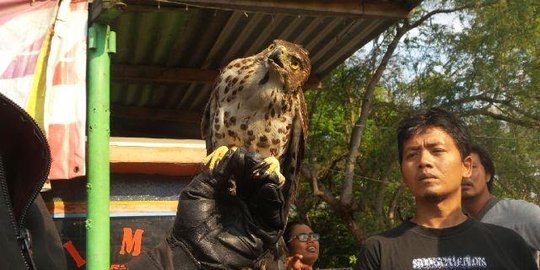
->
[281,90,308,207]
[201,87,216,155]
[292,90,308,170]
[298,89,309,159]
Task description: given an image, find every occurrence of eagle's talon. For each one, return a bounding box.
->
[203,145,231,172]
[276,172,286,187]
[262,156,286,186]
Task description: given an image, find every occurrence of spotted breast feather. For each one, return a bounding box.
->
[201,39,311,189]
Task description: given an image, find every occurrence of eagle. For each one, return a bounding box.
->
[201,39,311,195]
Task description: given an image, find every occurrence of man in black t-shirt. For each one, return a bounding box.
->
[356,108,537,270]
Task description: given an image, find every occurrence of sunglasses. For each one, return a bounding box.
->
[289,233,320,242]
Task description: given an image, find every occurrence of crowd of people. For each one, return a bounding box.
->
[1,90,538,269]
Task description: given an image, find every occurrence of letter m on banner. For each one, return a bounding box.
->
[119,228,144,256]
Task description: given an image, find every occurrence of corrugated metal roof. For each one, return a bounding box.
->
[107,1,416,138]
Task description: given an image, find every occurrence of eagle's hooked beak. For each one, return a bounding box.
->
[268,47,285,69]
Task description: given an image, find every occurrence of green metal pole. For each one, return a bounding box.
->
[87,23,115,270]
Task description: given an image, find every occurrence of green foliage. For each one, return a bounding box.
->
[298,205,361,268]
[295,0,540,267]
[468,118,540,203]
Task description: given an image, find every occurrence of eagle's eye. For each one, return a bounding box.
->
[267,44,275,52]
[291,58,300,70]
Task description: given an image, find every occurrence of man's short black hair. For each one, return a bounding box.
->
[470,143,496,191]
[397,107,472,163]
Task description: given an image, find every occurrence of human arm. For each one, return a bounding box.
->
[515,200,540,251]
[482,199,540,251]
[285,254,313,270]
[355,238,381,270]
[128,148,287,269]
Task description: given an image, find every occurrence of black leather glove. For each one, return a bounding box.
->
[169,148,287,269]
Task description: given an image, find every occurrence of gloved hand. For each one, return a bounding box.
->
[169,147,287,269]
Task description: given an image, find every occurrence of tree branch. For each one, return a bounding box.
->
[408,4,478,30]
[482,110,540,128]
[462,108,540,128]
[444,94,540,126]
[302,165,337,205]
[387,184,406,224]
[341,27,404,207]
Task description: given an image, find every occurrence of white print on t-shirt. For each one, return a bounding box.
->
[412,256,487,269]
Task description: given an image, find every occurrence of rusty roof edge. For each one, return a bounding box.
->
[125,0,416,19]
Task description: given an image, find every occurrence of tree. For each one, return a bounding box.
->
[293,0,540,267]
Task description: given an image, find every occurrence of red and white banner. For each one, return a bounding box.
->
[0,0,88,180]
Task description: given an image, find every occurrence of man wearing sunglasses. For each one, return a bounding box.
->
[284,222,320,270]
